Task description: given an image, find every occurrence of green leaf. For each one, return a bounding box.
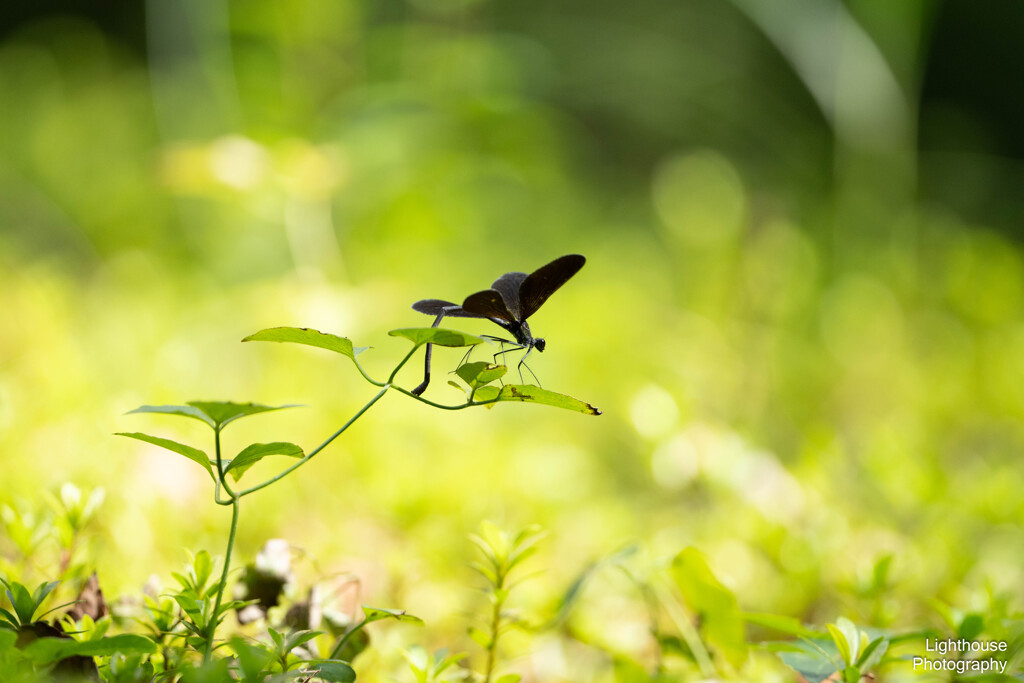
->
[472,384,602,415]
[388,327,484,347]
[23,634,156,664]
[0,607,18,628]
[31,581,60,610]
[670,547,747,667]
[186,402,300,429]
[958,613,984,641]
[468,626,492,649]
[333,627,369,663]
[456,362,507,389]
[284,629,323,653]
[362,606,424,626]
[303,660,356,682]
[495,675,522,683]
[193,550,214,591]
[771,640,841,683]
[116,432,213,480]
[230,638,275,680]
[1,580,36,625]
[834,617,860,663]
[126,404,215,428]
[225,442,305,481]
[244,327,367,359]
[856,636,888,671]
[827,623,852,666]
[268,627,284,651]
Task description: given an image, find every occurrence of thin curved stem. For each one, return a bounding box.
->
[204,495,239,662]
[214,429,237,499]
[213,477,232,506]
[351,355,386,387]
[387,346,420,385]
[390,384,498,410]
[236,386,390,498]
[328,617,368,660]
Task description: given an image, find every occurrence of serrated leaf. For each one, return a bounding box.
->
[126,404,215,428]
[388,328,484,347]
[244,327,367,360]
[185,401,300,430]
[24,634,156,664]
[225,442,305,481]
[116,432,213,480]
[362,606,424,625]
[473,384,601,415]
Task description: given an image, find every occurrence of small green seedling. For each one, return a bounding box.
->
[105,308,599,678]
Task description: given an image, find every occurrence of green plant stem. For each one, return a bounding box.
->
[328,617,368,660]
[352,356,386,387]
[205,495,239,662]
[656,581,716,679]
[388,345,420,384]
[237,385,390,498]
[484,599,502,683]
[214,428,237,500]
[213,477,232,506]
[483,570,507,683]
[389,384,497,410]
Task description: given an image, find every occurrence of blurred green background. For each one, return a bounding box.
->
[2,0,1024,678]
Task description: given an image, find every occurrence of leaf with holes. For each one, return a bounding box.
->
[473,385,601,415]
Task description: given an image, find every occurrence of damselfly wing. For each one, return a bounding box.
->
[410,254,585,395]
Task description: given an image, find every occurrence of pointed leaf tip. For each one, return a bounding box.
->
[474,384,601,415]
[116,432,213,480]
[126,404,215,428]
